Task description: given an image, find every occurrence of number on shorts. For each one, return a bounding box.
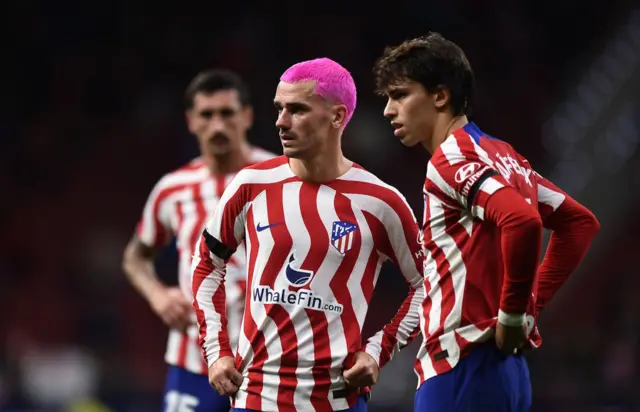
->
[165,390,199,412]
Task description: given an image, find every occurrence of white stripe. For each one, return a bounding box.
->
[455,322,495,343]
[440,135,465,165]
[426,165,466,209]
[425,200,444,337]
[538,183,566,210]
[280,182,316,410]
[178,188,199,299]
[206,163,293,244]
[469,134,495,167]
[184,325,205,372]
[192,248,227,365]
[427,199,467,369]
[479,176,504,196]
[243,190,281,407]
[346,206,373,330]
[164,329,182,366]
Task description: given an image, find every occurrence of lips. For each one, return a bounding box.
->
[391,122,405,137]
[280,133,296,144]
[209,133,229,144]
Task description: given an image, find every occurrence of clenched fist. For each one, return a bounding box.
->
[208,356,244,396]
[495,321,527,355]
[343,351,379,387]
[149,287,193,332]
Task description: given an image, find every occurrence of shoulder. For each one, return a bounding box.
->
[339,164,413,217]
[248,146,279,163]
[228,156,292,188]
[151,157,209,196]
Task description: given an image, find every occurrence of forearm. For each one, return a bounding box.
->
[192,236,232,365]
[536,202,600,311]
[122,239,165,302]
[364,282,424,368]
[484,189,543,323]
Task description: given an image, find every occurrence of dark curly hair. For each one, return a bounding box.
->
[373,32,474,116]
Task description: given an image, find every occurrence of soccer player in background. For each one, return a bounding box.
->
[373,33,600,412]
[122,70,275,412]
[191,58,426,412]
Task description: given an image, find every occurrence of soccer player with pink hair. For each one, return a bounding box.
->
[191,58,426,411]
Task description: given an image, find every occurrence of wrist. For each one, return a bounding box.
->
[498,310,525,327]
[146,282,167,304]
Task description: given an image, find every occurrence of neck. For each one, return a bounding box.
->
[203,141,251,176]
[422,114,469,154]
[289,138,352,183]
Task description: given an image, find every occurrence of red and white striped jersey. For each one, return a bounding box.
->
[192,156,425,411]
[136,147,275,375]
[415,122,567,386]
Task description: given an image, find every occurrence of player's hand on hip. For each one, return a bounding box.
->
[209,356,244,396]
[149,286,193,332]
[343,351,379,387]
[495,321,527,355]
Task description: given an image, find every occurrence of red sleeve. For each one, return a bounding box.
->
[535,195,600,312]
[484,187,543,317]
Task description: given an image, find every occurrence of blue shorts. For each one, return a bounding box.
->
[231,395,368,412]
[163,365,230,412]
[415,344,531,412]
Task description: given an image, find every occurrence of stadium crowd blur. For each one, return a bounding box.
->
[2,2,639,411]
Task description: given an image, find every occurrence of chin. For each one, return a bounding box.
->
[206,143,232,156]
[282,147,302,158]
[399,134,420,147]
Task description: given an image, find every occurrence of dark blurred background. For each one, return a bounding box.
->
[2,2,639,411]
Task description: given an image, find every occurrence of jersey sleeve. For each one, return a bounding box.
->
[191,170,251,366]
[135,177,174,248]
[534,171,568,225]
[531,170,600,312]
[425,132,509,220]
[363,189,425,368]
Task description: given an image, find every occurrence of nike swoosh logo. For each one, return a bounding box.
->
[256,222,283,232]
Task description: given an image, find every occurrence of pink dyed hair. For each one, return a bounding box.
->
[280,57,357,127]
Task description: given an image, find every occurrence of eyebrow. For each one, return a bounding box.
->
[273,101,312,110]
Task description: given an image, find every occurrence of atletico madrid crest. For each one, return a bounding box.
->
[331,221,358,254]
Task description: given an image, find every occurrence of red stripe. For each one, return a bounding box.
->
[361,212,412,367]
[243,209,267,410]
[298,184,333,410]
[328,179,423,276]
[137,183,191,247]
[424,177,460,210]
[188,184,208,257]
[264,186,298,410]
[177,333,189,368]
[329,193,363,406]
[420,196,449,374]
[414,355,425,384]
[192,236,233,364]
[245,156,288,170]
[215,176,226,198]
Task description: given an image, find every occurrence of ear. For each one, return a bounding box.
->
[185,110,196,134]
[331,104,348,129]
[242,106,254,130]
[433,86,451,111]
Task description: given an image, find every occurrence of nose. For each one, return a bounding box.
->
[275,110,290,130]
[383,99,396,119]
[209,116,225,133]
